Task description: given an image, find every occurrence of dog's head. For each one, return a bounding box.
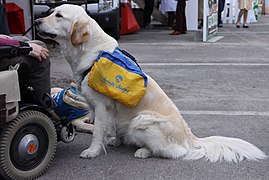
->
[35,4,91,46]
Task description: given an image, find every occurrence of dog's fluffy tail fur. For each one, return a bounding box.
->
[184,136,267,162]
[127,113,267,162]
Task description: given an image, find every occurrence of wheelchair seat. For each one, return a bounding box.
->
[0,45,32,124]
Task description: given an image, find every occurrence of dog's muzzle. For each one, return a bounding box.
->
[34,19,57,39]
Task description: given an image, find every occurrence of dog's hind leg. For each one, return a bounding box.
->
[127,114,188,159]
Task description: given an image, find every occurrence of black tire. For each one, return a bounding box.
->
[0,110,57,180]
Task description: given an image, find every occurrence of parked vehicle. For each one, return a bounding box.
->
[34,0,121,40]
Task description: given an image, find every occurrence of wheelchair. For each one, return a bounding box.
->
[0,45,76,180]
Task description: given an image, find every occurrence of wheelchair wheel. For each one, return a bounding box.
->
[0,110,57,180]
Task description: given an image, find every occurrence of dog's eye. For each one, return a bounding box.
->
[55,13,63,18]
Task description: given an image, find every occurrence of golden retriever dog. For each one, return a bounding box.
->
[36,4,267,162]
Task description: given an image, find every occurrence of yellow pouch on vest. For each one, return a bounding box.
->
[88,48,148,107]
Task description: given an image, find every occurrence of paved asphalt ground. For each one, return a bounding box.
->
[40,16,269,180]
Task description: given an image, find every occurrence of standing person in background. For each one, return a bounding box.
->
[160,0,177,29]
[198,0,203,29]
[235,0,252,28]
[144,0,155,29]
[0,0,10,35]
[170,0,187,35]
[218,0,226,27]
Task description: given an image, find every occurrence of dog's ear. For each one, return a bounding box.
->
[71,20,90,46]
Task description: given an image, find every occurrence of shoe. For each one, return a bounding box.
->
[198,19,203,29]
[169,31,181,35]
[144,24,154,29]
[169,31,187,35]
[236,23,240,28]
[218,21,223,27]
[218,23,223,27]
[167,26,173,30]
[243,24,249,28]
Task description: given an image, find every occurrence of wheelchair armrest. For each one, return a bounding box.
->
[0,46,33,58]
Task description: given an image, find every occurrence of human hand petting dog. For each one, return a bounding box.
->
[28,42,49,61]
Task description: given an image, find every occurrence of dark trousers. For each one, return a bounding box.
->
[0,2,10,35]
[144,0,154,26]
[167,11,175,27]
[174,0,187,32]
[218,0,226,24]
[0,55,51,105]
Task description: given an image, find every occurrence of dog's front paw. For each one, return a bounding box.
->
[134,148,151,159]
[80,147,100,158]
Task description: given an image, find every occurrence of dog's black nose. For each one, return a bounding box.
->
[34,19,43,26]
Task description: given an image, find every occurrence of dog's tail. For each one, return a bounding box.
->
[184,136,267,162]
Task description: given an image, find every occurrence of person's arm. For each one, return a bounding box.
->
[0,36,29,47]
[28,42,49,62]
[0,36,49,61]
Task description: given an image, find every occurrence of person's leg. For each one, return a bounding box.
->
[236,9,244,27]
[243,9,249,27]
[0,3,10,35]
[198,0,204,20]
[218,0,226,27]
[9,38,51,105]
[198,0,204,29]
[19,55,51,105]
[181,0,187,33]
[144,0,154,27]
[173,0,181,32]
[174,0,186,33]
[167,11,175,27]
[0,54,50,106]
[218,3,222,26]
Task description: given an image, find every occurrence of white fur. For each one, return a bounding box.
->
[36,4,267,162]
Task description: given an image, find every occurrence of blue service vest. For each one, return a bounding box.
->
[52,87,89,121]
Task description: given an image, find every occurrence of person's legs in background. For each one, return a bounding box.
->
[170,0,187,35]
[144,0,155,29]
[198,0,204,29]
[218,0,226,27]
[0,1,10,35]
[243,9,249,28]
[167,11,175,29]
[236,9,245,28]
